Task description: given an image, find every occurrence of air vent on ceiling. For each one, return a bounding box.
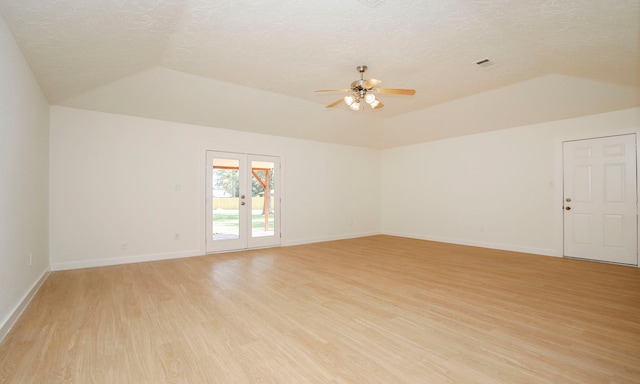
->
[475,58,495,69]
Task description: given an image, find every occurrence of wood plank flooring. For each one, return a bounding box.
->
[1,235,639,383]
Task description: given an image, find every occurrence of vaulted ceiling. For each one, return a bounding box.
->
[1,0,638,148]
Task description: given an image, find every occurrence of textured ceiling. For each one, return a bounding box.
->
[1,0,639,146]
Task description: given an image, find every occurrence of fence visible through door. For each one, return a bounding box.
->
[563,134,637,265]
[205,151,280,253]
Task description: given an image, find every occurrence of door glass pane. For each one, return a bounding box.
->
[251,160,275,238]
[212,158,240,241]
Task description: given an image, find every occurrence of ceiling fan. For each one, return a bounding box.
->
[315,65,416,110]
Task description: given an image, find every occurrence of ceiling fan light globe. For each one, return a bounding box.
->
[365,93,376,104]
[344,95,354,106]
[370,99,380,108]
[350,102,360,110]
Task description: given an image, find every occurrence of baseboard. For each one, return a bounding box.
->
[283,231,381,247]
[381,231,561,257]
[50,249,202,271]
[0,268,50,343]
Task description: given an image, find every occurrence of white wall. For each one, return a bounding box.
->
[49,106,381,269]
[49,105,640,269]
[0,15,50,336]
[381,108,640,256]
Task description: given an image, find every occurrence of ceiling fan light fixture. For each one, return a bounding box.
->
[350,101,360,110]
[365,93,376,104]
[344,95,354,106]
[370,99,380,108]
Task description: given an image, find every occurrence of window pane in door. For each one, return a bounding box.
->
[251,160,275,238]
[212,158,240,241]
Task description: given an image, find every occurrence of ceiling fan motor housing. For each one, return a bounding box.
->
[352,65,372,92]
[351,79,372,92]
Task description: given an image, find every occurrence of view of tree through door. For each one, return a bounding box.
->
[205,151,280,253]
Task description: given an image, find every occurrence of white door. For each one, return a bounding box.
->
[563,134,637,265]
[206,151,280,253]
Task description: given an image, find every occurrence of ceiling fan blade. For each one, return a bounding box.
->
[377,88,416,95]
[315,89,350,93]
[373,101,384,110]
[326,98,344,108]
[363,78,381,89]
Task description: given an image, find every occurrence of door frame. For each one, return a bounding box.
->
[555,130,640,267]
[200,149,284,254]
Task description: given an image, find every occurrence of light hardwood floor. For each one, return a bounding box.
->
[1,235,639,383]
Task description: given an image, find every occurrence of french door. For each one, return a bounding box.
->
[563,134,637,265]
[205,151,280,253]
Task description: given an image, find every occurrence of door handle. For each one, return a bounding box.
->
[241,202,246,206]
[240,195,245,199]
[565,197,571,202]
[565,206,571,210]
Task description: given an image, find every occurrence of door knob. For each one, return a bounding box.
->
[240,195,245,199]
[565,197,572,202]
[241,202,246,206]
[565,206,571,210]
